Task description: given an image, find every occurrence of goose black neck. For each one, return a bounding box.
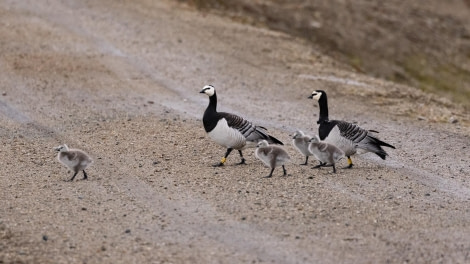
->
[208,92,217,112]
[203,92,219,132]
[317,93,329,123]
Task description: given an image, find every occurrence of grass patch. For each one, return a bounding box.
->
[403,54,470,107]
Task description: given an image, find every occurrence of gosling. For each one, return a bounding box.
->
[255,140,290,178]
[308,135,345,173]
[55,144,93,181]
[291,130,314,165]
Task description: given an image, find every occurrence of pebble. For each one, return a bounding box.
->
[449,117,458,124]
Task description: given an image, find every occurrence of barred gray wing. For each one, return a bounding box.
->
[334,120,368,143]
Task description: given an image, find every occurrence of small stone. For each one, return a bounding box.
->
[2,92,6,96]
[449,117,459,124]
[125,229,131,233]
[42,235,48,241]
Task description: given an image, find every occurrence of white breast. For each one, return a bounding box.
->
[208,118,246,149]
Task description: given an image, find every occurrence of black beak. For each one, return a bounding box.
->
[307,95,313,99]
[199,89,205,93]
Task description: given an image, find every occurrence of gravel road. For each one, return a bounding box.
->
[1,0,469,263]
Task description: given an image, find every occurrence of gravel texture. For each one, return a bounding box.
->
[1,0,469,263]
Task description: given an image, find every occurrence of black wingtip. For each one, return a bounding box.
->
[373,136,395,149]
[269,136,284,145]
[376,151,387,160]
[380,141,396,149]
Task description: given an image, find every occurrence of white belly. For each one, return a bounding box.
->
[208,119,246,149]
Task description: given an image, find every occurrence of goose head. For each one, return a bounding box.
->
[308,90,324,101]
[55,144,69,152]
[308,135,321,143]
[200,85,215,97]
[256,140,269,148]
[292,130,305,139]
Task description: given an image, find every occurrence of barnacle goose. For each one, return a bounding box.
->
[200,85,283,167]
[291,130,314,165]
[308,90,395,168]
[308,135,345,173]
[55,144,93,181]
[255,140,290,178]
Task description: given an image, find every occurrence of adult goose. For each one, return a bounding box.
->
[308,90,395,168]
[200,85,283,166]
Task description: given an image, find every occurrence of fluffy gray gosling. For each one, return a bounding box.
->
[55,144,93,181]
[255,140,290,178]
[291,130,314,165]
[308,135,345,173]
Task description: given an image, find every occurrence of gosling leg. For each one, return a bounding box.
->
[264,168,275,178]
[312,162,326,169]
[68,171,78,182]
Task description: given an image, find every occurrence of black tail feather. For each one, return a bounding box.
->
[368,135,395,160]
[254,126,284,145]
[375,151,387,160]
[376,138,395,149]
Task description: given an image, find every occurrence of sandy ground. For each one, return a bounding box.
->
[1,0,469,263]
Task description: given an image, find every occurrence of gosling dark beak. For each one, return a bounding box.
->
[307,94,313,99]
[199,89,206,93]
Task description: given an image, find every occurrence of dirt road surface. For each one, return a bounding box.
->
[1,0,469,263]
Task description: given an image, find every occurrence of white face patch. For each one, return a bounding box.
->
[311,91,322,101]
[202,85,215,96]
